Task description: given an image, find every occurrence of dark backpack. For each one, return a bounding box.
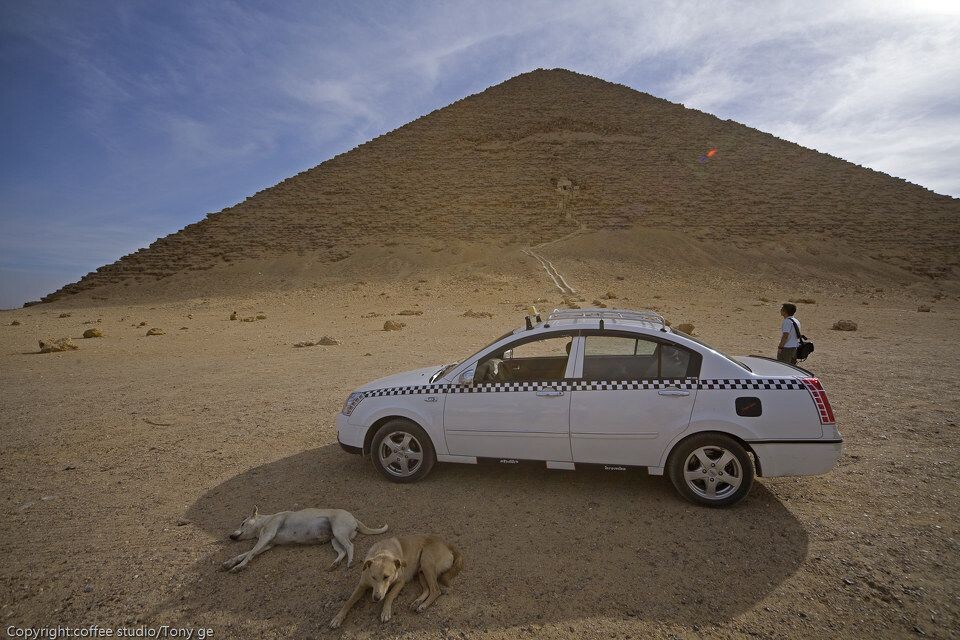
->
[789,317,815,361]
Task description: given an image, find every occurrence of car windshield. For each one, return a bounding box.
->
[672,330,753,372]
[430,328,520,382]
[430,362,460,383]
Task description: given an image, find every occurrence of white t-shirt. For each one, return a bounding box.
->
[781,316,801,348]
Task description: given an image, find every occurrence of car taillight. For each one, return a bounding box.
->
[801,377,835,425]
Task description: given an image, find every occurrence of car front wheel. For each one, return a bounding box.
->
[370,419,436,483]
[668,434,754,507]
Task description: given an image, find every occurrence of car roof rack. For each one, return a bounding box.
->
[546,308,668,331]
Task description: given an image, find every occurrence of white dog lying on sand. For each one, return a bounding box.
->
[223,507,388,573]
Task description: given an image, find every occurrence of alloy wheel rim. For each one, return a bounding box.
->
[683,446,743,500]
[378,431,424,477]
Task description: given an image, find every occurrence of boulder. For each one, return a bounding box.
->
[82,328,104,338]
[229,311,238,321]
[397,310,423,316]
[383,320,406,331]
[58,313,71,318]
[317,336,340,345]
[832,320,858,331]
[38,338,78,353]
[145,327,165,336]
[462,310,493,318]
[917,305,931,312]
[677,323,695,334]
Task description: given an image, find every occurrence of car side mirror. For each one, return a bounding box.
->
[458,368,476,386]
[502,349,513,360]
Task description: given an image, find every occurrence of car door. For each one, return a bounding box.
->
[569,331,701,467]
[443,331,576,461]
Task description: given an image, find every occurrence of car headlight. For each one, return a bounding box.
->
[342,392,365,416]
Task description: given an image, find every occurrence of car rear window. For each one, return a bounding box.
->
[672,330,752,372]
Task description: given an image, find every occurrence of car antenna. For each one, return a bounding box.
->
[599,318,605,331]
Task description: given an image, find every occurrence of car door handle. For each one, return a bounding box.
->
[658,389,690,397]
[537,389,564,397]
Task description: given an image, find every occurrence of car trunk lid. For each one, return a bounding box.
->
[736,355,813,377]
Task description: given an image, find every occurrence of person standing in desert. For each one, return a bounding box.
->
[777,303,801,365]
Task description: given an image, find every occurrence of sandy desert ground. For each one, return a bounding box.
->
[2,236,958,640]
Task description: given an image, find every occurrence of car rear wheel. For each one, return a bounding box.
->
[668,434,754,507]
[371,419,436,483]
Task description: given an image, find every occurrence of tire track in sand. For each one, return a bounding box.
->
[523,221,585,295]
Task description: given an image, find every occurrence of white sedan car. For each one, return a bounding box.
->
[337,309,841,506]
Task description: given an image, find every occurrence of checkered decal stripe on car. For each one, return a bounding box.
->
[698,379,805,390]
[361,378,805,397]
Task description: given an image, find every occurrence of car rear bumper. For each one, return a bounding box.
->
[750,439,842,477]
[336,412,366,453]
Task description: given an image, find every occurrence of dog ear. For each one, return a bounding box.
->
[363,559,372,571]
[252,506,259,517]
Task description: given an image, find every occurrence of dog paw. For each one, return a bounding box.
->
[380,610,392,623]
[228,564,246,573]
[328,617,343,629]
[416,603,428,613]
[326,562,340,572]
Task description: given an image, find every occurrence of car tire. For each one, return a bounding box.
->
[668,433,754,507]
[370,419,436,483]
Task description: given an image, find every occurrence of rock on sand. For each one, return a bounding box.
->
[39,338,78,353]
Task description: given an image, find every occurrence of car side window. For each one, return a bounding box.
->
[476,334,573,383]
[582,334,700,380]
[661,343,693,378]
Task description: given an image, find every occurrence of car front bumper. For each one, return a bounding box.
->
[336,412,365,453]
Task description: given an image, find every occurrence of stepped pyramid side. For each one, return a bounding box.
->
[38,68,960,303]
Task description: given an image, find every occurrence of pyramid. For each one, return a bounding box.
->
[37,68,959,304]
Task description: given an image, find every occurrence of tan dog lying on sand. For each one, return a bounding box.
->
[329,535,463,627]
[223,507,387,573]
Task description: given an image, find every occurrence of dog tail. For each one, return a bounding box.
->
[439,543,463,587]
[355,519,388,535]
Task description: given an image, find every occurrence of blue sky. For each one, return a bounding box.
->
[1,0,958,308]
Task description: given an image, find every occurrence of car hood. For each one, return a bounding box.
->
[355,365,446,392]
